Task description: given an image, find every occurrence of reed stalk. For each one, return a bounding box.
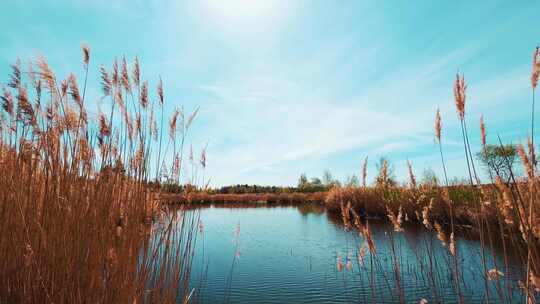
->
[0,46,199,303]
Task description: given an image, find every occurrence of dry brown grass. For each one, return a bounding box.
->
[0,46,198,303]
[333,46,540,302]
[162,191,327,205]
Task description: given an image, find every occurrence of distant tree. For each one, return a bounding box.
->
[217,184,297,194]
[322,169,334,186]
[449,177,469,186]
[375,157,396,187]
[476,144,517,183]
[421,168,439,186]
[296,174,327,193]
[310,177,323,187]
[322,169,341,187]
[345,174,360,187]
[298,173,309,190]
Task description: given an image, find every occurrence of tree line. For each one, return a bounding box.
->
[159,144,518,194]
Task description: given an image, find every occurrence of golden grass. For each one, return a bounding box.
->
[163,191,327,205]
[0,46,198,303]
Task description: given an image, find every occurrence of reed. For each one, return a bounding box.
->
[324,47,540,303]
[0,46,199,303]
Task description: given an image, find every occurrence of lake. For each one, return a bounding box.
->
[168,204,530,303]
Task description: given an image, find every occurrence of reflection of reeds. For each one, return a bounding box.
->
[0,46,198,303]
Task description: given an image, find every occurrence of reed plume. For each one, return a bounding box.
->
[480,115,486,149]
[100,65,112,96]
[453,73,477,185]
[121,56,131,92]
[150,108,158,141]
[8,59,21,89]
[376,158,390,187]
[157,77,164,105]
[1,87,14,117]
[532,46,539,90]
[68,74,82,108]
[435,108,441,143]
[60,78,68,98]
[132,57,140,88]
[495,176,514,225]
[531,46,539,171]
[422,204,431,230]
[169,109,179,140]
[454,74,466,120]
[115,90,125,118]
[517,143,534,179]
[361,156,368,188]
[200,146,207,169]
[156,77,165,180]
[140,81,148,109]
[186,107,200,130]
[98,111,111,143]
[112,59,119,87]
[386,206,403,232]
[434,109,449,186]
[81,43,90,66]
[407,160,416,189]
[17,86,35,126]
[36,56,56,92]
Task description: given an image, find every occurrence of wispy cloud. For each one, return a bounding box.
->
[1,0,537,186]
[197,39,532,186]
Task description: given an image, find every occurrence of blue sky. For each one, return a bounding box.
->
[1,1,538,186]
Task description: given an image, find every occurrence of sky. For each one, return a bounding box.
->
[1,0,539,187]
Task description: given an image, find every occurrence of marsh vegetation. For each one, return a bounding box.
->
[0,46,200,303]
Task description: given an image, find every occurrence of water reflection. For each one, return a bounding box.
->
[166,203,534,303]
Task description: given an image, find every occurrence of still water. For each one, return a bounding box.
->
[174,204,529,303]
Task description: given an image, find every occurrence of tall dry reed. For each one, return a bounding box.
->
[0,46,199,303]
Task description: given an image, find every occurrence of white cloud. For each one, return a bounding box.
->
[196,43,531,186]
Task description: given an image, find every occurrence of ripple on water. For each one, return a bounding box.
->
[172,205,532,304]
